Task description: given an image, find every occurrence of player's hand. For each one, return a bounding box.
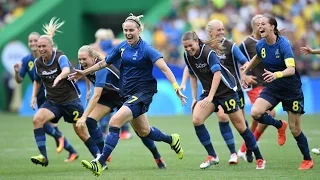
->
[199,96,212,109]
[30,96,37,111]
[245,75,257,85]
[52,76,62,87]
[68,69,85,81]
[180,83,186,91]
[175,89,187,106]
[300,45,313,55]
[263,69,276,83]
[76,117,86,129]
[14,63,21,73]
[191,99,197,113]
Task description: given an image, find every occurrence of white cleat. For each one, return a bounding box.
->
[228,153,238,164]
[200,155,219,169]
[311,148,320,155]
[237,149,247,161]
[256,159,266,170]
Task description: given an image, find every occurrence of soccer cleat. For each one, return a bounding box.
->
[298,160,314,170]
[120,131,132,140]
[200,155,219,169]
[256,159,266,169]
[237,149,247,161]
[228,153,238,164]
[31,155,48,167]
[106,156,111,162]
[155,158,167,169]
[56,137,65,154]
[246,151,254,163]
[81,159,107,177]
[170,134,184,159]
[277,120,288,146]
[311,148,320,155]
[64,153,79,162]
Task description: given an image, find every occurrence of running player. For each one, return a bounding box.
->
[14,32,78,162]
[242,15,313,170]
[69,13,186,176]
[30,17,100,167]
[182,31,265,169]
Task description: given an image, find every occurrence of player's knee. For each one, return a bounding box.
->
[192,115,205,126]
[108,116,123,128]
[75,128,89,141]
[251,107,263,119]
[33,115,45,127]
[135,127,149,137]
[217,113,229,122]
[289,124,301,136]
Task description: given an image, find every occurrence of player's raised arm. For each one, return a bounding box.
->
[300,45,320,55]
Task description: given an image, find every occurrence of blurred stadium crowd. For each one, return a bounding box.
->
[145,0,320,76]
[0,0,34,28]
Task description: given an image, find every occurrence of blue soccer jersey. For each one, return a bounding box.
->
[20,54,45,103]
[105,38,161,96]
[256,36,302,93]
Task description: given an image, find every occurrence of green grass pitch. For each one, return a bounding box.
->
[0,113,319,180]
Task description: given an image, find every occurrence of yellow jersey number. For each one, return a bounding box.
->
[261,48,266,58]
[225,99,237,111]
[73,111,80,121]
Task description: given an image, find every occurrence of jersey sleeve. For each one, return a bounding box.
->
[145,45,163,64]
[58,55,70,69]
[94,68,108,87]
[232,44,248,65]
[105,42,123,64]
[208,51,221,73]
[19,57,28,78]
[183,52,194,75]
[282,41,295,67]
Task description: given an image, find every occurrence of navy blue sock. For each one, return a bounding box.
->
[121,122,130,132]
[219,121,236,154]
[43,123,60,147]
[64,138,76,154]
[86,117,104,153]
[195,124,217,157]
[240,128,263,160]
[294,132,311,160]
[34,128,47,158]
[146,126,172,144]
[255,113,282,129]
[84,137,100,158]
[135,131,161,159]
[99,126,120,165]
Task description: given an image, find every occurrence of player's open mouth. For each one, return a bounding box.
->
[260,30,265,34]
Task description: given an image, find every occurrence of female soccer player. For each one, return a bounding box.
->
[300,44,320,155]
[242,15,313,170]
[237,15,276,162]
[76,45,166,169]
[69,13,186,176]
[14,32,78,162]
[30,17,100,167]
[181,31,265,169]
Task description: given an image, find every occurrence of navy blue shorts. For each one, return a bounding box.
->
[259,87,305,114]
[237,90,245,109]
[98,98,123,113]
[200,91,240,114]
[123,91,154,119]
[40,98,84,123]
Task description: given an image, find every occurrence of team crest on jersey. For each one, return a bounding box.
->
[133,50,138,60]
[275,49,280,58]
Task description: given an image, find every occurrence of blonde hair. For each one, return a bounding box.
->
[95,28,115,41]
[40,17,65,46]
[78,45,104,61]
[204,20,225,54]
[124,13,144,31]
[251,14,263,28]
[29,32,40,37]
